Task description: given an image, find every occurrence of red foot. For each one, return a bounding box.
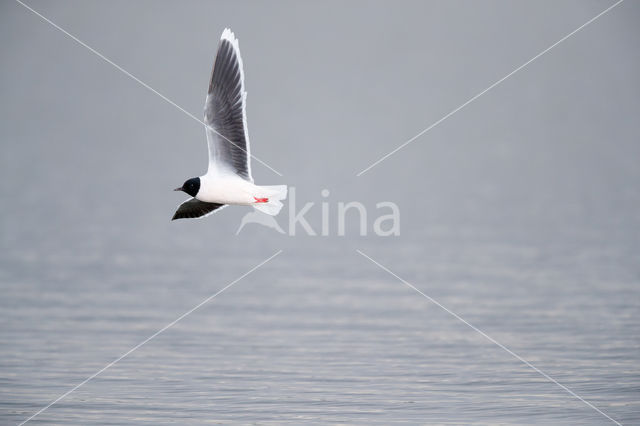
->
[253,197,269,203]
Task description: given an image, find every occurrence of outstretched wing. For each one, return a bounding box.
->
[204,28,252,182]
[172,198,226,220]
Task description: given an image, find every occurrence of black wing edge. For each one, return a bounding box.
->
[205,30,252,181]
[208,33,242,98]
[172,199,226,221]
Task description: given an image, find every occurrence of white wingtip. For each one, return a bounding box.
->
[221,28,238,46]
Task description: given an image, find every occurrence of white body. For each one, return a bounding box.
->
[197,171,271,205]
[196,168,287,216]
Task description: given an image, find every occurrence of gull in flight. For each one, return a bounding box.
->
[173,28,287,220]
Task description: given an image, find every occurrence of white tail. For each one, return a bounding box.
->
[252,185,287,216]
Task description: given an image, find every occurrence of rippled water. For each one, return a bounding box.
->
[1,222,639,424]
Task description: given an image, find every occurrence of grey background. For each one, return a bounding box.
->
[1,0,639,424]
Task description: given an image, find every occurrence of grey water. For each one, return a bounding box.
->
[1,1,639,424]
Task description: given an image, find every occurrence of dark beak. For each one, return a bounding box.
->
[174,187,183,192]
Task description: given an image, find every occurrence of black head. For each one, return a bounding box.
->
[174,177,201,197]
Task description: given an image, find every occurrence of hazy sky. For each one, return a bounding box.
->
[1,0,638,246]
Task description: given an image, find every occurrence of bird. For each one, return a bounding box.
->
[172,28,287,220]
